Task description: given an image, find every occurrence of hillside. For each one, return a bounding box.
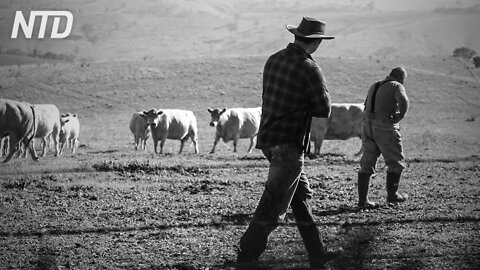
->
[0,0,479,62]
[1,56,479,159]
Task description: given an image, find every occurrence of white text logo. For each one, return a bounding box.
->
[11,11,73,39]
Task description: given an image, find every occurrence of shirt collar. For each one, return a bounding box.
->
[287,43,313,60]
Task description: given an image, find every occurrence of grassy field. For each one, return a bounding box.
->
[0,55,479,269]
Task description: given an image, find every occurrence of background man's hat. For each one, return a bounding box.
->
[286,16,335,39]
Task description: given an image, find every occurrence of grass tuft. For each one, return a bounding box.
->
[92,160,210,176]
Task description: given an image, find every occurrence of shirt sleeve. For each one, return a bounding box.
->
[304,64,331,118]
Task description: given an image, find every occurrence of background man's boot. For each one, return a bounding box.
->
[386,172,408,203]
[357,173,377,208]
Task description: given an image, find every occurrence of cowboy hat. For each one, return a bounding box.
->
[286,16,335,39]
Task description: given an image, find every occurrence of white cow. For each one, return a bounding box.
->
[59,113,80,155]
[310,103,364,156]
[140,109,199,154]
[0,98,38,163]
[207,107,261,154]
[129,111,150,150]
[21,104,61,158]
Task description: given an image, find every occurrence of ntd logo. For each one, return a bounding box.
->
[11,11,73,39]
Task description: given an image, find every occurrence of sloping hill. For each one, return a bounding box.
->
[1,56,478,158]
[0,0,479,62]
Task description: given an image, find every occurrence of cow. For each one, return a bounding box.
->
[19,104,61,158]
[310,103,364,156]
[140,109,199,154]
[129,111,150,151]
[0,98,38,163]
[207,107,261,154]
[59,113,80,155]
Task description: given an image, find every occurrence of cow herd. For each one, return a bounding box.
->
[1,96,364,163]
[128,104,364,156]
[0,98,80,163]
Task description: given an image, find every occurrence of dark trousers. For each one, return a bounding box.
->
[239,144,325,264]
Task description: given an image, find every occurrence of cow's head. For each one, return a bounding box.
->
[59,114,77,135]
[207,108,227,127]
[140,109,163,128]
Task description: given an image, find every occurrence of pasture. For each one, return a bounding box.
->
[0,56,479,269]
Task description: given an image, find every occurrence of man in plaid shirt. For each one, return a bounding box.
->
[237,17,343,270]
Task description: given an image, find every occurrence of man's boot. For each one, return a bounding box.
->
[386,171,408,203]
[357,173,377,208]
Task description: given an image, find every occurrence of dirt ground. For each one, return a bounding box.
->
[0,56,479,269]
[0,152,479,270]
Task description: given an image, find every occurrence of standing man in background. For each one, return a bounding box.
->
[236,16,343,270]
[357,66,410,208]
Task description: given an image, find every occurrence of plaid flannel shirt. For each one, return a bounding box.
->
[256,43,331,150]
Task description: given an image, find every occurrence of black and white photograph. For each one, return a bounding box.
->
[0,0,479,269]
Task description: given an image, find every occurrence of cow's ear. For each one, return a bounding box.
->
[157,110,163,115]
[220,108,227,114]
[140,110,148,117]
[207,108,213,113]
[61,114,67,117]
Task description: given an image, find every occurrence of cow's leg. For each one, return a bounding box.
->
[1,137,7,156]
[3,134,19,163]
[191,134,199,154]
[193,139,199,154]
[179,139,185,154]
[71,138,78,154]
[46,134,52,149]
[0,138,4,157]
[314,139,323,156]
[188,128,199,154]
[179,140,185,154]
[153,139,159,154]
[59,141,65,155]
[159,138,166,154]
[134,135,139,150]
[5,138,9,156]
[233,135,240,153]
[52,134,59,157]
[313,131,326,156]
[142,138,147,151]
[209,135,220,154]
[41,137,48,157]
[21,141,29,158]
[27,139,39,161]
[14,145,20,158]
[247,137,255,153]
[179,134,190,154]
[47,131,60,157]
